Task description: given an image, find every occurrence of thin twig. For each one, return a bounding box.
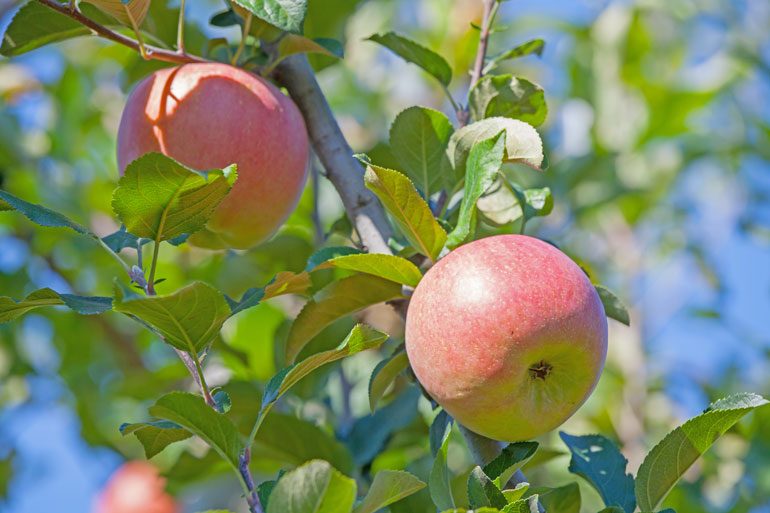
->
[459,0,500,126]
[469,0,498,90]
[35,0,207,65]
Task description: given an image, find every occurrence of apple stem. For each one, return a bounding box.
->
[231,12,253,66]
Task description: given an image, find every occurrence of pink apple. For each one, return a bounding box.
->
[117,63,309,249]
[405,234,608,441]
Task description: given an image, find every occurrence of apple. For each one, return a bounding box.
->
[405,234,608,441]
[117,63,309,249]
[94,461,178,513]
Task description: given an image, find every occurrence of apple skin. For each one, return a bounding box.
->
[117,63,309,249]
[405,234,608,441]
[94,461,178,513]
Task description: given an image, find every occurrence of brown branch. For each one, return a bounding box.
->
[272,55,393,255]
[36,0,207,65]
[469,0,496,89]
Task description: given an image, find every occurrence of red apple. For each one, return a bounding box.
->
[405,234,608,441]
[117,63,309,249]
[94,461,178,513]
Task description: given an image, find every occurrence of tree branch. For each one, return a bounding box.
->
[272,55,393,255]
[36,0,207,65]
[460,0,499,126]
[469,0,497,89]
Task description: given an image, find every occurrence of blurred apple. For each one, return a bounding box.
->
[94,461,178,513]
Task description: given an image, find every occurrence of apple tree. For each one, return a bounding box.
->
[0,1,768,512]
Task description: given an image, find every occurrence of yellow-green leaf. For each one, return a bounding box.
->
[317,253,422,287]
[285,274,403,362]
[113,281,231,354]
[112,152,237,242]
[363,163,446,261]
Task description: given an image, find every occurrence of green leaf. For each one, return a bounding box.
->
[525,483,581,513]
[429,409,453,457]
[112,153,237,242]
[264,271,313,299]
[266,460,356,513]
[501,482,529,503]
[113,281,231,354]
[258,473,283,510]
[278,34,343,59]
[501,496,539,513]
[389,106,455,196]
[254,413,355,475]
[285,274,402,362]
[483,442,539,488]
[87,0,151,26]
[212,389,232,414]
[559,432,635,513]
[348,387,421,466]
[149,392,244,471]
[429,422,455,510]
[102,226,149,252]
[363,162,447,261]
[477,180,552,228]
[231,0,308,34]
[439,509,500,513]
[227,287,266,315]
[317,253,423,288]
[467,466,507,509]
[595,285,630,326]
[446,132,506,249]
[0,289,112,324]
[0,2,114,56]
[449,118,544,179]
[353,470,426,513]
[120,420,192,459]
[305,246,364,271]
[261,324,388,423]
[469,75,547,126]
[367,32,452,87]
[368,349,409,412]
[0,189,89,235]
[485,38,545,73]
[635,393,769,511]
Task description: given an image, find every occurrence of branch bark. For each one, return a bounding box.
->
[272,55,393,255]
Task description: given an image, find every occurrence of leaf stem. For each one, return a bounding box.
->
[93,234,132,275]
[176,0,186,53]
[122,3,148,59]
[146,239,161,295]
[231,13,253,66]
[35,0,208,64]
[188,344,216,408]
